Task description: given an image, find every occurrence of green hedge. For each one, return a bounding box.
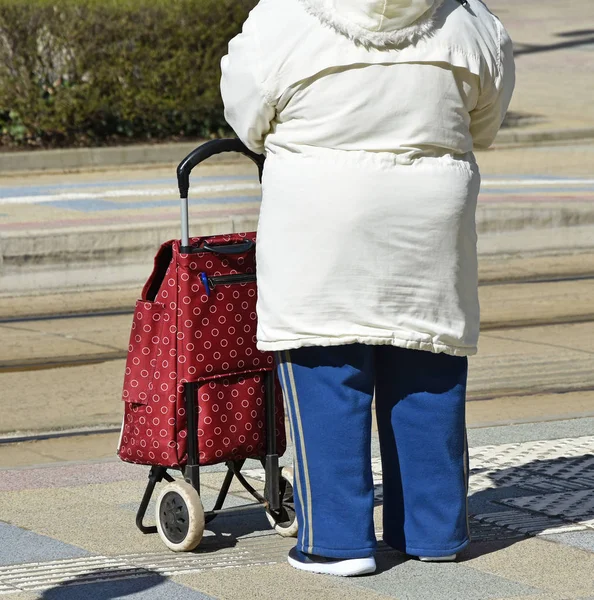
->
[0,0,257,148]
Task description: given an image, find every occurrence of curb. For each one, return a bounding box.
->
[494,126,594,147]
[0,140,219,174]
[1,128,594,174]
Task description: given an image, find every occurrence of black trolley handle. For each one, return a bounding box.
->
[177,139,265,248]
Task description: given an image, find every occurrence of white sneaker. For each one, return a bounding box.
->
[288,547,376,576]
[418,554,457,562]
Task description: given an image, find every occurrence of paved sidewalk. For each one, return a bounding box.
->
[489,0,594,138]
[0,419,593,599]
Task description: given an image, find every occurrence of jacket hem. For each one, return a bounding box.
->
[257,335,477,357]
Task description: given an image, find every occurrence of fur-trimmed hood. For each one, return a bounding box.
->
[297,0,446,48]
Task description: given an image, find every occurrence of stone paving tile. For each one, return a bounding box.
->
[174,563,394,600]
[467,436,594,540]
[34,577,214,600]
[488,596,566,600]
[464,538,594,596]
[0,433,121,468]
[544,531,594,554]
[0,460,146,492]
[471,508,587,537]
[467,419,594,448]
[347,552,542,600]
[0,522,89,566]
[61,477,153,507]
[469,438,594,471]
[71,476,251,513]
[469,485,536,514]
[468,519,527,544]
[0,470,284,557]
[0,487,166,555]
[499,490,594,530]
[0,446,63,469]
[0,480,287,558]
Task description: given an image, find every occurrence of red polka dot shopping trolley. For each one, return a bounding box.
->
[118,139,297,551]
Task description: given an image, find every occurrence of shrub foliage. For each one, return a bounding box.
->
[0,0,257,147]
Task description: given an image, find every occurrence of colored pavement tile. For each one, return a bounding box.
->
[348,554,543,600]
[2,575,216,600]
[0,522,89,566]
[545,531,594,554]
[463,537,594,596]
[174,563,396,600]
[0,461,148,493]
[36,578,216,600]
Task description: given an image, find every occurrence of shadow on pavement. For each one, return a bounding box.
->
[39,570,168,600]
[515,29,594,56]
[459,452,594,561]
[374,546,411,575]
[557,29,594,38]
[198,507,272,550]
[500,110,544,129]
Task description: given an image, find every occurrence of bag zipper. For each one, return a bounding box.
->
[200,273,256,296]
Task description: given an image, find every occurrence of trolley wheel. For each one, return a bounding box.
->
[266,466,298,537]
[156,480,205,552]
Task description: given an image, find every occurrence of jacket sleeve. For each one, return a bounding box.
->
[220,14,275,155]
[470,20,516,149]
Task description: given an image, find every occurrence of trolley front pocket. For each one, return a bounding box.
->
[194,371,268,466]
[122,300,166,405]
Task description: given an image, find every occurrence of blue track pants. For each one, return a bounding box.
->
[275,344,470,559]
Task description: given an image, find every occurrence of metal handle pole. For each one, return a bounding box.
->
[177,139,265,249]
[184,382,200,492]
[264,371,280,511]
[181,196,190,249]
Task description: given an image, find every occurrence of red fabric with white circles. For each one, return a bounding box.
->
[119,232,286,468]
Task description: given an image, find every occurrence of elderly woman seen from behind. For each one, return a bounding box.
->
[221,0,515,577]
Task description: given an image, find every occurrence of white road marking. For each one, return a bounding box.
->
[0,182,261,205]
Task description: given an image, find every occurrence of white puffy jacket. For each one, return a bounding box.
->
[221,0,515,356]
